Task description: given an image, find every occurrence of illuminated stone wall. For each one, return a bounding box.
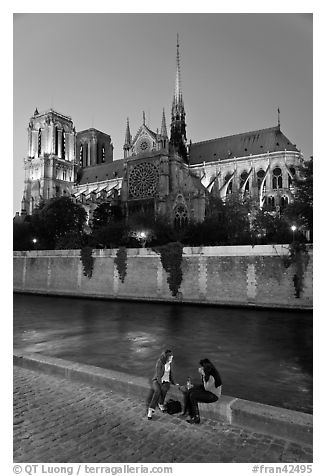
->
[13,245,313,309]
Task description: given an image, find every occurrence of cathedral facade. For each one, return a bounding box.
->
[21,39,304,226]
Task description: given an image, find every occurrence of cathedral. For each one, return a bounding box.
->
[20,38,303,227]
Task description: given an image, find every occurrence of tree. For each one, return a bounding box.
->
[13,220,34,250]
[31,197,87,249]
[222,193,251,244]
[92,202,122,230]
[284,157,313,236]
[252,210,292,244]
[91,221,130,249]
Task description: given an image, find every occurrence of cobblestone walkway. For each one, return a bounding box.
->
[13,366,313,463]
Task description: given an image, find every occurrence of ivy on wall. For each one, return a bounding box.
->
[80,246,94,279]
[114,247,128,283]
[154,242,183,297]
[282,242,309,298]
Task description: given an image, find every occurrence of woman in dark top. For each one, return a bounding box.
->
[185,358,222,424]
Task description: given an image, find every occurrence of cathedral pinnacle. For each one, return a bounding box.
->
[124,117,132,148]
[161,108,168,138]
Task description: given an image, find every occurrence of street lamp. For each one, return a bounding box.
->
[291,225,297,243]
[32,238,37,249]
[138,231,147,248]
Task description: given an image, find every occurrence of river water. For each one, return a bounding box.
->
[13,294,312,414]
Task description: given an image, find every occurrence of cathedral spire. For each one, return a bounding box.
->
[174,33,183,107]
[170,34,187,162]
[124,117,132,146]
[123,117,132,158]
[161,108,167,138]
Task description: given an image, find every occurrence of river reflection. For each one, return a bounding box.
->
[13,294,312,413]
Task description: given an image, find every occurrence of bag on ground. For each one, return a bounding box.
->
[166,399,182,414]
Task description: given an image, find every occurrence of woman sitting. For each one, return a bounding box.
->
[185,358,222,424]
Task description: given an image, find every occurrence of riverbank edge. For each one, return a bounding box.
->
[13,290,313,311]
[13,350,313,446]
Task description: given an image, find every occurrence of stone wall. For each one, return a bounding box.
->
[13,245,313,309]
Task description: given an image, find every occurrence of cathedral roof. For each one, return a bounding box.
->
[132,124,158,146]
[78,159,125,185]
[189,126,299,165]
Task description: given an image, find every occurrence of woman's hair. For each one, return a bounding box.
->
[160,349,173,364]
[199,358,221,388]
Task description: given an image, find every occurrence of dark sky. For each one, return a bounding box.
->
[13,12,312,213]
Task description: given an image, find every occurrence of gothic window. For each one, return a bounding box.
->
[280,196,289,209]
[38,129,42,156]
[128,162,159,199]
[62,131,66,160]
[79,145,83,167]
[63,169,67,181]
[55,127,59,155]
[174,204,188,229]
[257,169,265,191]
[272,167,282,190]
[267,196,275,210]
[224,172,233,194]
[85,143,89,167]
[224,172,232,183]
[240,171,250,193]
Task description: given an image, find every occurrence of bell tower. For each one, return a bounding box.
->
[21,108,76,215]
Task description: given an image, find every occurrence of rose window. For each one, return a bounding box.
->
[128,162,159,199]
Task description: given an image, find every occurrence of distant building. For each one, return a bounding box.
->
[20,37,303,225]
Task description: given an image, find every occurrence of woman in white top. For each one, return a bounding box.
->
[147,349,176,420]
[186,358,222,424]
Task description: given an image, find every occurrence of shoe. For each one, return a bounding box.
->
[186,416,200,424]
[158,404,167,413]
[147,408,155,420]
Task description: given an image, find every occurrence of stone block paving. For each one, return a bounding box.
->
[13,366,313,463]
